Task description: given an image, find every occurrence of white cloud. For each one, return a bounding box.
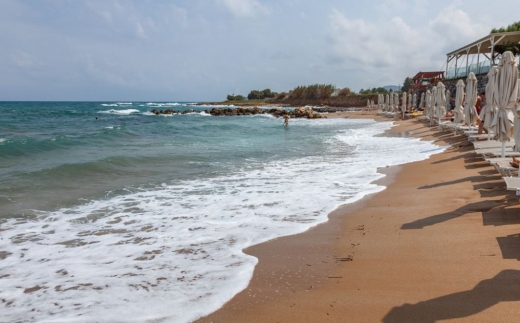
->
[428,5,488,44]
[135,22,147,39]
[10,51,34,68]
[327,3,492,89]
[78,54,129,87]
[216,0,271,18]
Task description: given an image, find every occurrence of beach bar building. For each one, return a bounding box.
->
[412,71,445,91]
[445,31,520,80]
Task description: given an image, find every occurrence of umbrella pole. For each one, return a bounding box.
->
[501,142,506,159]
[518,162,520,196]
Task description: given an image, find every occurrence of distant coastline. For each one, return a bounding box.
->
[201,93,381,109]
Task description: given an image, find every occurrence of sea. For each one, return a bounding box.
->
[0,101,444,323]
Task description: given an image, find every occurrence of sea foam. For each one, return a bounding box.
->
[0,119,444,323]
[98,109,140,115]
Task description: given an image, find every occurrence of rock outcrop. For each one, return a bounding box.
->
[150,107,325,119]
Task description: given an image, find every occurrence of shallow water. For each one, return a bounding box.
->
[0,102,444,322]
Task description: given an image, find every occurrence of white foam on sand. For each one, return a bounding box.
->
[0,119,445,323]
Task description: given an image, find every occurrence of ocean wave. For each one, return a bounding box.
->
[195,104,236,108]
[100,103,118,107]
[145,102,181,107]
[98,109,141,115]
[0,118,445,323]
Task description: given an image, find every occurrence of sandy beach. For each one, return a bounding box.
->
[196,113,520,323]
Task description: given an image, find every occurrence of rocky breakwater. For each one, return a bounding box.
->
[151,108,196,115]
[151,107,325,119]
[207,106,324,119]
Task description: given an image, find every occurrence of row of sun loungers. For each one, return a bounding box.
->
[380,109,520,192]
[419,112,520,195]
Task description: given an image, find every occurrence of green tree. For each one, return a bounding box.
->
[262,89,275,98]
[401,77,413,92]
[337,87,352,96]
[491,20,520,33]
[227,94,245,101]
[247,90,263,100]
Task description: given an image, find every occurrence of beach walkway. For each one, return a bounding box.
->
[196,115,520,323]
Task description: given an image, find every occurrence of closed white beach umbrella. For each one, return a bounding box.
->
[408,93,412,111]
[454,79,465,126]
[401,91,407,118]
[430,86,438,125]
[516,78,520,152]
[491,51,518,157]
[419,92,425,111]
[389,93,394,112]
[385,93,389,111]
[481,66,499,137]
[445,90,450,110]
[394,93,400,113]
[412,93,417,110]
[464,72,478,127]
[436,82,447,131]
[425,90,431,118]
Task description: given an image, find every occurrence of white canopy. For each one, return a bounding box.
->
[436,82,447,119]
[454,79,465,125]
[491,51,518,156]
[445,90,451,111]
[419,92,425,110]
[401,91,407,113]
[425,90,431,118]
[481,66,499,131]
[464,73,478,126]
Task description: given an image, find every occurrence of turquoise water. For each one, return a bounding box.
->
[1,102,329,217]
[0,101,444,323]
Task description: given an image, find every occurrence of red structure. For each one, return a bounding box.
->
[412,71,445,91]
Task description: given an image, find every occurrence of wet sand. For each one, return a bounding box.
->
[195,114,520,323]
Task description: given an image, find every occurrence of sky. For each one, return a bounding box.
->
[1,0,519,101]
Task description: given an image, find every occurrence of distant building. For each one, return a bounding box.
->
[411,71,445,91]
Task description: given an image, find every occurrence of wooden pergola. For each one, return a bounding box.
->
[446,31,520,79]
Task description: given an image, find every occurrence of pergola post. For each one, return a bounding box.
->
[455,55,458,78]
[465,48,470,77]
[490,36,495,66]
[476,43,481,74]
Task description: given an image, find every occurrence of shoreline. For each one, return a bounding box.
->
[196,113,520,322]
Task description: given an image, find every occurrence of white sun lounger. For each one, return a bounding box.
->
[493,161,518,177]
[473,141,515,149]
[486,157,515,164]
[475,149,520,157]
[468,133,495,141]
[503,177,520,191]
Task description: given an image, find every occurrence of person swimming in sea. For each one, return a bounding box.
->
[283,115,290,126]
